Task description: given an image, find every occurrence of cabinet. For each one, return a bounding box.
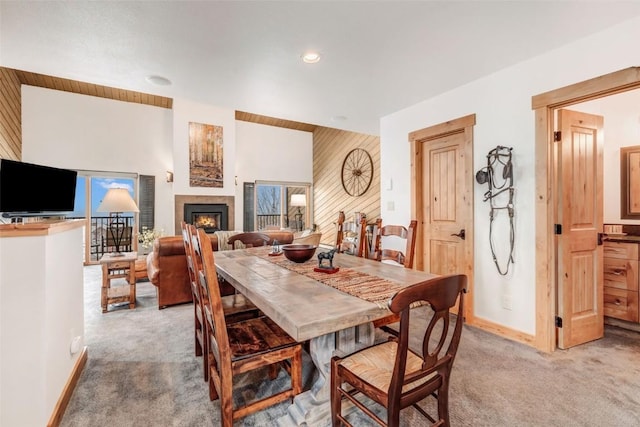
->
[603,241,639,322]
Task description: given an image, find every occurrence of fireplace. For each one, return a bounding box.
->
[184,204,228,233]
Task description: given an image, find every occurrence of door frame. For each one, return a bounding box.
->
[533,67,640,352]
[409,113,476,324]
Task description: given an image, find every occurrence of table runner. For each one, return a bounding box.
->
[254,248,406,308]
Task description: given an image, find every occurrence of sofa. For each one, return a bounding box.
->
[146,230,294,309]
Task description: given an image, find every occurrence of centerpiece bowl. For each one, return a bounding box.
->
[281,244,317,263]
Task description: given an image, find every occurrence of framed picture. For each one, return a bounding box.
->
[621,145,640,219]
[189,122,223,188]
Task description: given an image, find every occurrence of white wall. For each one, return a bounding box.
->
[235,121,313,229]
[572,90,640,224]
[380,16,640,335]
[20,88,314,235]
[170,100,313,231]
[21,86,175,234]
[0,223,84,426]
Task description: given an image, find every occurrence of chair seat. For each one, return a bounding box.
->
[337,341,435,394]
[227,316,299,360]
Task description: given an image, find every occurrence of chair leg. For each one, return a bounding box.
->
[437,384,450,427]
[194,305,203,357]
[291,346,302,396]
[201,311,209,382]
[208,355,219,401]
[202,333,209,382]
[220,374,234,427]
[330,357,342,426]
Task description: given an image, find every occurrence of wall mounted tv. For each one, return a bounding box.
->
[0,159,78,217]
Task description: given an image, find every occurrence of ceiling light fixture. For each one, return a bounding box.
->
[301,52,321,64]
[145,75,172,86]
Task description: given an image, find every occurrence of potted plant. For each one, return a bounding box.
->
[138,226,163,255]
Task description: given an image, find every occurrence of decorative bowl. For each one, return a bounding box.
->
[281,244,317,263]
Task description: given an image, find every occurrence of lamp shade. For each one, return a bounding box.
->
[291,194,306,207]
[96,188,140,213]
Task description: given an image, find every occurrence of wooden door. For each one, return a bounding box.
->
[556,109,604,349]
[410,114,474,320]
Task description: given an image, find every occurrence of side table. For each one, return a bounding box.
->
[99,251,137,313]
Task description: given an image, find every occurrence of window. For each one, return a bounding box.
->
[252,181,311,231]
[71,171,139,264]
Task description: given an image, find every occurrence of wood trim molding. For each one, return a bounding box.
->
[533,67,640,353]
[532,67,640,109]
[47,346,88,427]
[409,113,476,324]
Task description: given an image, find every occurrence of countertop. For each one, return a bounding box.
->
[604,234,640,243]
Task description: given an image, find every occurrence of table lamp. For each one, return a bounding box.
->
[97,188,139,256]
[291,194,306,231]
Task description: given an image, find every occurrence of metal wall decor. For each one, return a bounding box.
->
[476,145,515,275]
[341,148,373,196]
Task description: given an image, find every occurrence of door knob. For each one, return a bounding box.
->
[451,229,466,240]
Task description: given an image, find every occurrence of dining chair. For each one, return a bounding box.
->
[370,220,418,335]
[182,222,261,382]
[335,211,367,257]
[369,220,418,268]
[226,231,270,249]
[181,221,208,380]
[195,227,303,426]
[331,274,467,427]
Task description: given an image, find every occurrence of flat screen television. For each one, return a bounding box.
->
[0,159,78,217]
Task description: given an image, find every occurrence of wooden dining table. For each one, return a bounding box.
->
[214,246,438,426]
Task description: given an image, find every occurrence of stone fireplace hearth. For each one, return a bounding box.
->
[174,195,235,235]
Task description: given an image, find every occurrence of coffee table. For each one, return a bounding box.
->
[99,251,137,313]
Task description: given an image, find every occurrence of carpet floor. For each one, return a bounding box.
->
[60,265,640,426]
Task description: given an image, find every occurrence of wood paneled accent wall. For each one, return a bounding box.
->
[12,69,173,109]
[313,127,380,246]
[0,68,22,160]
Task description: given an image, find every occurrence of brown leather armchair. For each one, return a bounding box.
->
[146,230,294,309]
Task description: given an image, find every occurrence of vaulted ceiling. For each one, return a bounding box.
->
[3,1,640,135]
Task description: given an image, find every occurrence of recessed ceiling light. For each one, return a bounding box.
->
[301,52,321,64]
[331,115,347,122]
[145,75,172,86]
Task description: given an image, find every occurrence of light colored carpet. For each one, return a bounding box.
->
[61,265,640,426]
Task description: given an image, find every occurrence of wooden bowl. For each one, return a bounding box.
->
[281,244,317,263]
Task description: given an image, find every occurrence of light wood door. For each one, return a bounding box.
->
[410,114,474,320]
[424,136,467,275]
[556,109,604,349]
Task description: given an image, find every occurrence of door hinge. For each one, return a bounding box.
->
[555,316,563,328]
[554,224,562,235]
[554,131,562,141]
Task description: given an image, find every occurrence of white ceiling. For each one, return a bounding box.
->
[3,1,640,135]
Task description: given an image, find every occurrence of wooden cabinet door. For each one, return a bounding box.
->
[557,109,604,349]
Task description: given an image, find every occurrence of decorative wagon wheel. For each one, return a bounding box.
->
[341,148,373,197]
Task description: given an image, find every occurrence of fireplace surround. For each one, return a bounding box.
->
[184,203,228,232]
[174,195,235,235]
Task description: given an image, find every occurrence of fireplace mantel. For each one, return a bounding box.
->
[174,195,234,235]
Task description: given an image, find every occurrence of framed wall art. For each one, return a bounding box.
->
[189,122,223,188]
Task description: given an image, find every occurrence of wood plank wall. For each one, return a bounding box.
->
[12,69,172,109]
[0,68,22,160]
[313,126,380,246]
